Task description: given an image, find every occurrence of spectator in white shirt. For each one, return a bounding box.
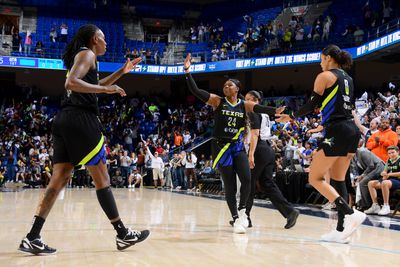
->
[145,145,165,188]
[198,24,205,43]
[183,130,191,145]
[293,142,305,165]
[211,45,220,61]
[128,169,142,190]
[295,24,304,42]
[38,148,49,168]
[322,16,332,41]
[130,152,138,173]
[182,151,197,190]
[60,23,68,42]
[301,142,313,168]
[120,151,132,185]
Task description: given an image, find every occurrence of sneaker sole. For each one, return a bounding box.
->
[18,247,57,256]
[233,224,246,234]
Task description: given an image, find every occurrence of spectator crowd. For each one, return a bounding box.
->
[1,79,400,215]
[187,0,399,61]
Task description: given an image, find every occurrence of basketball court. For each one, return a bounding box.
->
[1,188,399,266]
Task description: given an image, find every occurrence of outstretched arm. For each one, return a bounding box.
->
[99,57,142,86]
[184,53,221,108]
[352,110,368,136]
[145,145,155,159]
[244,101,285,116]
[65,50,126,96]
[276,72,327,122]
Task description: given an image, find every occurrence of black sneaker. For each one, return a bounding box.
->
[116,228,150,251]
[284,209,300,229]
[18,237,56,255]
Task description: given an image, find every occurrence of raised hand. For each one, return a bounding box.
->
[184,53,192,73]
[122,57,142,74]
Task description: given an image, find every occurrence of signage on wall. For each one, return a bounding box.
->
[0,30,399,75]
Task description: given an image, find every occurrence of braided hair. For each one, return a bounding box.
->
[62,24,99,69]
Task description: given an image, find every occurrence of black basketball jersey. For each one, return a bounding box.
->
[61,47,99,115]
[386,156,400,180]
[213,98,246,141]
[319,69,354,125]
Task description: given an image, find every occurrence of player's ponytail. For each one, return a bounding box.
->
[336,50,352,70]
[322,44,352,70]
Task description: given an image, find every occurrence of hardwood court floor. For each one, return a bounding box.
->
[0,188,399,267]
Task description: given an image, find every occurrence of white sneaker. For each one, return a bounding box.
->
[233,220,246,234]
[364,203,381,215]
[342,209,367,240]
[320,230,350,244]
[128,185,132,188]
[322,202,336,210]
[378,205,391,216]
[238,209,249,228]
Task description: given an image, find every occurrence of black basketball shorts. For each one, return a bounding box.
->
[318,119,360,157]
[52,109,106,166]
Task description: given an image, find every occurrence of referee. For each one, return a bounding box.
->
[245,91,299,229]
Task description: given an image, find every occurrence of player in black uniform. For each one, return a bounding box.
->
[18,24,149,255]
[244,91,299,229]
[276,45,366,243]
[183,54,283,234]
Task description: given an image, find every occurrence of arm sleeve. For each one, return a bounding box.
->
[253,104,276,116]
[185,73,210,103]
[293,91,324,118]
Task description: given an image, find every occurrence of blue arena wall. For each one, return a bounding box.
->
[0,30,399,75]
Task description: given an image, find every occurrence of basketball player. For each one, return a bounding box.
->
[276,45,366,243]
[183,53,283,234]
[18,24,149,255]
[244,91,299,229]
